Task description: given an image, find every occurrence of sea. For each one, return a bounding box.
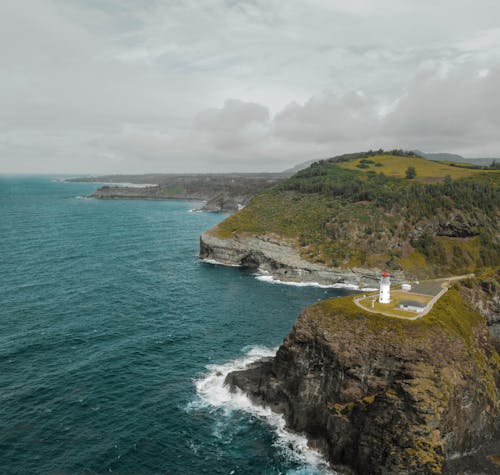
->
[0,176,355,475]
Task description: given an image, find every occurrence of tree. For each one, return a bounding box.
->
[405,166,417,179]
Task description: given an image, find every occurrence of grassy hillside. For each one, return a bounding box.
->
[210,151,500,277]
[337,153,497,181]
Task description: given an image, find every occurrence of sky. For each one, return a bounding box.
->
[1,0,500,174]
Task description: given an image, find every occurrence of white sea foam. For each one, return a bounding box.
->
[255,273,359,291]
[200,258,241,268]
[93,182,157,188]
[190,346,335,474]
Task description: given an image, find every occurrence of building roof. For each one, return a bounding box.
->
[399,300,426,308]
[381,271,390,277]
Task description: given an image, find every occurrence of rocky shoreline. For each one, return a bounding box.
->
[200,231,405,288]
[199,227,500,474]
[224,290,500,474]
[200,232,500,347]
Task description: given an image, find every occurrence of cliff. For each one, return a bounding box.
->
[226,287,500,474]
[203,151,499,278]
[459,270,500,351]
[200,231,399,287]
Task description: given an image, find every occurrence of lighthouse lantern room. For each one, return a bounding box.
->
[379,271,391,304]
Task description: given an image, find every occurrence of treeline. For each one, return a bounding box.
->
[324,149,421,164]
[279,162,499,219]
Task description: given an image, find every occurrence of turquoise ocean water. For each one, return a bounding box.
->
[0,176,353,474]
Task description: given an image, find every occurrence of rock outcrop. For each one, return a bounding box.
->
[458,272,500,352]
[226,288,500,474]
[199,231,405,288]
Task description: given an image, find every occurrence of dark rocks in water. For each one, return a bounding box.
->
[226,287,500,474]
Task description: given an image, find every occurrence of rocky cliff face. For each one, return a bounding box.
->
[226,288,500,474]
[458,273,500,352]
[200,232,405,288]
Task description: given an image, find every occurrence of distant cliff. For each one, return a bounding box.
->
[69,173,286,212]
[226,286,500,474]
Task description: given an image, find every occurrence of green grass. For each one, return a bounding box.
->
[357,290,433,318]
[338,154,499,182]
[161,186,184,195]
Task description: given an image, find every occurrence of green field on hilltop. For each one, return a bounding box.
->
[337,153,498,181]
[211,151,500,277]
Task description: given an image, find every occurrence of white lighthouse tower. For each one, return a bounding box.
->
[379,271,391,304]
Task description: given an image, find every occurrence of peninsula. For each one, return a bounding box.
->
[199,150,500,473]
[67,173,287,212]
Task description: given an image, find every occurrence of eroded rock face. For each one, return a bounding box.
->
[458,276,500,351]
[226,289,500,474]
[199,232,399,288]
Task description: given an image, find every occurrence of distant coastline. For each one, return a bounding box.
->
[67,173,287,212]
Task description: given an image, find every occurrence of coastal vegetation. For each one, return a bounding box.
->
[211,151,500,277]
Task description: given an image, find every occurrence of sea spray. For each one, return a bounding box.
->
[190,346,335,475]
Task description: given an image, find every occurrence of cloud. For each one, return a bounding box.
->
[382,64,500,152]
[1,0,500,173]
[194,99,270,149]
[274,92,379,143]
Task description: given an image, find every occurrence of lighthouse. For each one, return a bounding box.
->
[379,271,391,304]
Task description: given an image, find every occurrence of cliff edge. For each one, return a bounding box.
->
[226,286,500,474]
[202,151,499,280]
[200,231,395,288]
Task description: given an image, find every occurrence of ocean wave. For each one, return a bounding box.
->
[91,182,157,188]
[190,346,335,474]
[200,258,241,268]
[255,273,365,291]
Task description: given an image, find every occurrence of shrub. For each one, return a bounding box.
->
[405,166,417,179]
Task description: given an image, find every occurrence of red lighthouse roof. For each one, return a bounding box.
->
[381,271,390,277]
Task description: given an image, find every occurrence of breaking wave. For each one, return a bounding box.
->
[190,346,335,475]
[255,273,377,292]
[200,257,241,267]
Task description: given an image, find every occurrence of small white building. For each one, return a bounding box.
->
[402,283,412,291]
[379,271,391,304]
[399,300,426,313]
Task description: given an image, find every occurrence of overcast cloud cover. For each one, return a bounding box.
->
[1,0,500,173]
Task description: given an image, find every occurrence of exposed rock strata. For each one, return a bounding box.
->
[226,289,500,474]
[459,274,500,351]
[200,231,405,287]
